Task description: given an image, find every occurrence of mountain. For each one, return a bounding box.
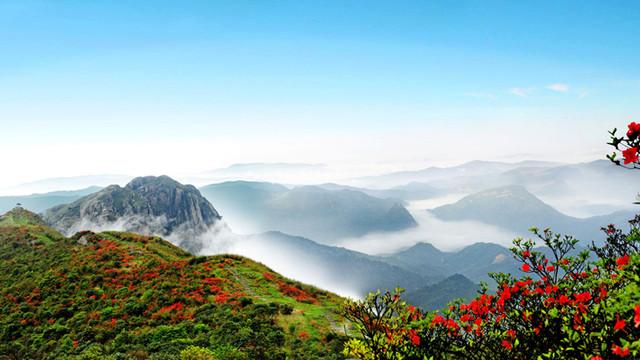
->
[200,181,417,243]
[43,176,221,253]
[430,185,636,245]
[355,160,561,188]
[0,209,346,359]
[360,160,638,217]
[1,174,131,195]
[405,274,481,310]
[383,242,520,284]
[221,231,437,297]
[318,182,440,202]
[496,160,640,216]
[0,186,102,214]
[192,163,330,185]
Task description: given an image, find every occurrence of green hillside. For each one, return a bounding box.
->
[0,208,348,359]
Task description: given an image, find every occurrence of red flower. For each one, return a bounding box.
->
[574,292,592,303]
[522,250,531,258]
[522,264,531,272]
[501,340,512,350]
[409,329,420,346]
[590,356,603,360]
[616,254,630,269]
[634,304,640,328]
[431,315,446,326]
[622,147,639,164]
[546,265,555,272]
[627,121,640,139]
[73,340,79,349]
[558,295,570,305]
[614,317,626,331]
[612,344,630,357]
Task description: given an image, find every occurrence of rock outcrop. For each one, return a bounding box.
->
[43,176,221,253]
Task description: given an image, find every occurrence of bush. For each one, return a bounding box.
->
[180,346,216,360]
[343,219,640,359]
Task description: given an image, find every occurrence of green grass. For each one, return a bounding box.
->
[0,208,348,359]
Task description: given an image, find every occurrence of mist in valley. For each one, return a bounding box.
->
[334,210,520,255]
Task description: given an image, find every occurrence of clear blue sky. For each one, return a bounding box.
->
[1,1,639,187]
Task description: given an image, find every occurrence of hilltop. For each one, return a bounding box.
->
[43,176,222,253]
[0,208,347,359]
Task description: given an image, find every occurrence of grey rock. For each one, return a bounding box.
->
[43,176,221,253]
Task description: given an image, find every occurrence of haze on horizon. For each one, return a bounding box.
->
[1,1,639,190]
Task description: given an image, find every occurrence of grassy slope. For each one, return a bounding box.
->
[0,208,348,359]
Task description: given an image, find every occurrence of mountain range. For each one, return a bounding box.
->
[430,185,634,245]
[0,186,101,214]
[199,181,417,244]
[3,160,636,314]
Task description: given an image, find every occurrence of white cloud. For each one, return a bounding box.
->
[546,83,570,92]
[509,87,534,97]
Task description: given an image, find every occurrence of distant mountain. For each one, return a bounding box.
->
[360,160,638,217]
[318,182,440,202]
[0,186,101,214]
[208,231,437,298]
[355,160,561,188]
[43,176,221,253]
[0,209,346,359]
[200,181,417,243]
[2,174,131,195]
[430,185,636,245]
[405,274,481,310]
[383,242,520,284]
[195,163,329,184]
[496,160,640,216]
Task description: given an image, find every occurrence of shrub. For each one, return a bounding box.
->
[180,345,215,360]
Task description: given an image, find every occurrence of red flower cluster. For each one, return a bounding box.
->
[616,254,630,269]
[612,344,630,357]
[158,302,184,314]
[409,329,420,346]
[278,282,317,303]
[626,121,640,140]
[622,147,639,164]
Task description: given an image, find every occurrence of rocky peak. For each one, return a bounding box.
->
[43,176,222,253]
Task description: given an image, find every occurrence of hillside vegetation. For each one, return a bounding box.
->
[0,208,347,359]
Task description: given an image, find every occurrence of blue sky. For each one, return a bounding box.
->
[1,1,639,188]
